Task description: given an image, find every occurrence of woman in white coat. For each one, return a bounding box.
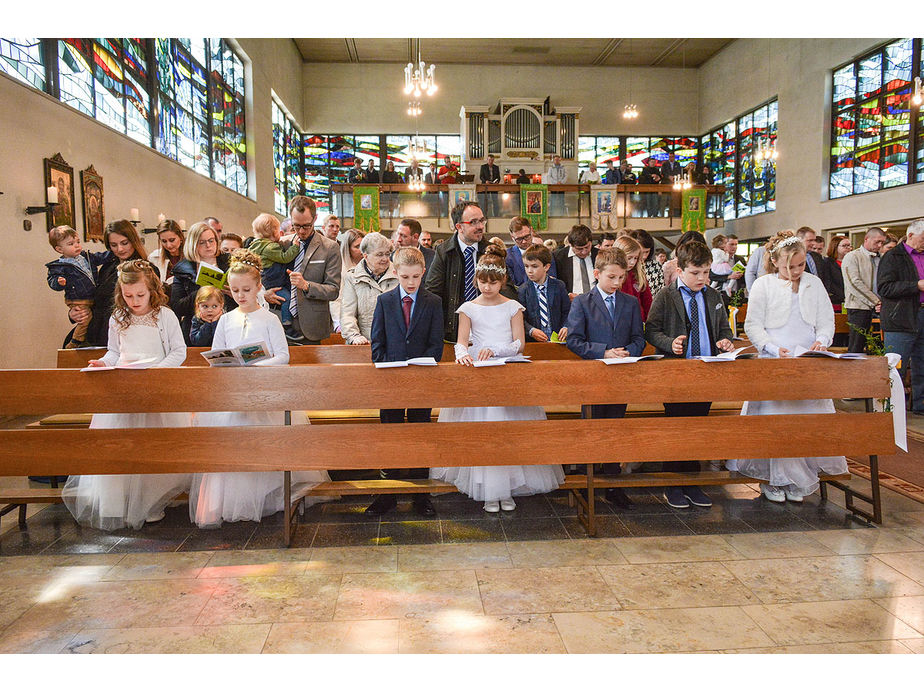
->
[339,232,398,344]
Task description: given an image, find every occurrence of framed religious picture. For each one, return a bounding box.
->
[526,190,542,214]
[80,165,105,242]
[44,153,76,232]
[596,190,612,213]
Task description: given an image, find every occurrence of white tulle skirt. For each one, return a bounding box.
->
[431,406,564,501]
[726,398,847,495]
[63,412,193,531]
[189,410,329,528]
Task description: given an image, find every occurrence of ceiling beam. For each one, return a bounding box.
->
[344,38,359,63]
[650,38,687,67]
[591,38,624,66]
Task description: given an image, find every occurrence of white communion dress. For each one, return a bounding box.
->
[431,300,565,501]
[63,309,192,531]
[727,291,847,494]
[188,306,329,528]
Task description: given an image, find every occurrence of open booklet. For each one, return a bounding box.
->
[374,357,440,369]
[692,346,758,362]
[472,355,532,367]
[597,354,664,365]
[80,357,158,372]
[195,261,227,289]
[793,346,867,359]
[200,341,272,366]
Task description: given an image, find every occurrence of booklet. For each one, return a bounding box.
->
[692,346,757,362]
[200,341,272,366]
[374,357,439,369]
[472,355,532,367]
[731,260,747,273]
[793,346,867,360]
[195,262,227,289]
[597,354,665,365]
[80,357,159,372]
[550,331,564,343]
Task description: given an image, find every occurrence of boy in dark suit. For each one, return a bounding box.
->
[518,244,570,342]
[645,241,735,510]
[368,247,444,517]
[566,247,646,508]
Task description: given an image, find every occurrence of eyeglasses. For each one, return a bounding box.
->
[197,237,217,247]
[369,251,391,258]
[460,218,487,226]
[292,223,314,232]
[513,234,532,244]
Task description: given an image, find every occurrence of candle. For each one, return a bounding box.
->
[47,185,58,204]
[130,208,140,222]
[178,219,187,230]
[157,213,166,223]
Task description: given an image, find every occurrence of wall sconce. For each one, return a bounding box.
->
[25,186,60,215]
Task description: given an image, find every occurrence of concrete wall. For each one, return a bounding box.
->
[699,38,924,241]
[0,38,303,368]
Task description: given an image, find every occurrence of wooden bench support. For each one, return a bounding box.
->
[0,488,65,527]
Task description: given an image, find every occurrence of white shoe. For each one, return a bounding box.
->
[784,489,804,502]
[483,501,500,513]
[145,510,166,523]
[500,499,516,511]
[760,484,786,503]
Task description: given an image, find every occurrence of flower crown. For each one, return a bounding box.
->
[772,235,802,252]
[231,257,260,269]
[475,262,506,275]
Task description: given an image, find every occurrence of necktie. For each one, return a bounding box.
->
[537,284,550,334]
[579,257,591,293]
[402,295,413,328]
[463,246,477,302]
[806,252,817,275]
[685,288,701,357]
[289,240,309,318]
[605,293,616,323]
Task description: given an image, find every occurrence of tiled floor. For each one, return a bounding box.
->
[1,483,924,653]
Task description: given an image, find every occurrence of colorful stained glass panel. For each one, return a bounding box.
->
[0,38,45,90]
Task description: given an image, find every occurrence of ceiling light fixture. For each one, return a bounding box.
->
[403,40,437,98]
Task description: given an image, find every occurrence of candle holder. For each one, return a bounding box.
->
[25,201,59,215]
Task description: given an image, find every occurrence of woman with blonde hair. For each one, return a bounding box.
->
[613,235,652,320]
[170,221,234,343]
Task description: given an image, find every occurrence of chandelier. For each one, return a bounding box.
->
[407,173,426,192]
[407,101,422,117]
[672,173,692,191]
[754,138,778,163]
[623,104,638,120]
[912,76,923,108]
[403,40,437,99]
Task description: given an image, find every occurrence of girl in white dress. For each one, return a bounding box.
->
[189,248,328,528]
[63,259,191,530]
[727,230,846,502]
[431,245,564,512]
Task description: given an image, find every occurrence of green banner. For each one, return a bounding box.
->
[352,186,380,232]
[519,184,548,230]
[681,188,706,233]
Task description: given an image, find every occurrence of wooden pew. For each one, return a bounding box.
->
[0,358,893,543]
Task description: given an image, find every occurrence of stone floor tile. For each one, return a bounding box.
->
[0,553,122,580]
[501,517,569,541]
[198,549,312,579]
[900,637,924,653]
[262,620,399,654]
[553,606,773,653]
[720,531,835,560]
[397,542,511,571]
[102,551,213,581]
[305,546,397,574]
[176,523,258,552]
[311,522,379,548]
[195,574,342,625]
[872,551,924,584]
[598,561,759,610]
[0,627,81,653]
[742,599,922,645]
[724,640,914,653]
[612,535,743,564]
[560,515,632,539]
[873,595,924,634]
[811,528,924,556]
[476,566,620,614]
[62,623,271,653]
[506,539,627,568]
[439,518,506,543]
[334,570,482,620]
[737,510,816,533]
[618,512,696,537]
[398,612,566,653]
[41,526,124,555]
[377,520,442,546]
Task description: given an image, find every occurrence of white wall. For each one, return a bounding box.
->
[0,38,303,368]
[699,38,924,241]
[302,62,701,136]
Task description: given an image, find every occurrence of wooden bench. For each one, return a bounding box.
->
[0,358,892,544]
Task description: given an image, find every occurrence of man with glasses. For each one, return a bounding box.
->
[553,224,598,300]
[426,201,489,342]
[506,216,557,287]
[285,195,342,344]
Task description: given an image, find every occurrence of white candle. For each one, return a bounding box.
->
[157,213,166,223]
[178,219,187,230]
[47,185,58,204]
[130,208,140,222]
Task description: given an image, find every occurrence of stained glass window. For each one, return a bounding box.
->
[830,38,921,198]
[304,135,331,213]
[0,38,45,90]
[272,100,303,215]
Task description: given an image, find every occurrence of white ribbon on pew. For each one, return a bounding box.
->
[882,353,907,452]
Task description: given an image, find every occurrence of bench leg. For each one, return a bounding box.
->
[586,464,597,537]
[18,503,27,526]
[284,471,293,547]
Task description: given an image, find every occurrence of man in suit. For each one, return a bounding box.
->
[418,230,433,249]
[479,154,501,216]
[347,159,365,184]
[405,157,424,181]
[285,195,342,344]
[368,246,444,517]
[795,226,824,276]
[393,218,435,283]
[661,151,683,183]
[425,201,488,342]
[602,160,621,185]
[553,224,598,299]
[709,234,746,305]
[424,162,440,184]
[842,227,886,354]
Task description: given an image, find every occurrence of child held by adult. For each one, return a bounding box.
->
[518,243,570,342]
[366,247,444,517]
[431,245,564,512]
[645,241,735,509]
[46,225,110,348]
[728,230,843,502]
[248,213,301,336]
[566,247,646,507]
[63,260,190,530]
[189,285,224,347]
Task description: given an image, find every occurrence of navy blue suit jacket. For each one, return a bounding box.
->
[564,289,645,360]
[505,246,557,287]
[518,277,571,339]
[371,287,444,363]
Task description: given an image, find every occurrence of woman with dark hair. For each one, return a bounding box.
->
[820,234,850,311]
[147,219,185,294]
[67,219,152,346]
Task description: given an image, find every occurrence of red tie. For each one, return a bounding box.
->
[402,295,413,328]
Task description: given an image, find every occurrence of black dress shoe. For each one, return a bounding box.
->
[413,495,436,517]
[605,487,633,508]
[365,495,397,515]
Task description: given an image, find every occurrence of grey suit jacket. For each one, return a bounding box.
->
[645,282,733,357]
[293,232,342,341]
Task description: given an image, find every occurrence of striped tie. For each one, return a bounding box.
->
[537,283,550,335]
[289,240,308,318]
[463,246,477,302]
